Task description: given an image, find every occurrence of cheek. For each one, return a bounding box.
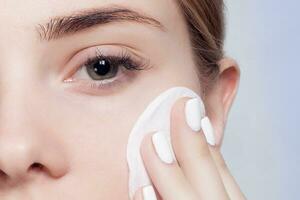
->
[45,88,147,197]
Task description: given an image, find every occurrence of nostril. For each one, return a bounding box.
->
[0,170,7,179]
[29,163,44,172]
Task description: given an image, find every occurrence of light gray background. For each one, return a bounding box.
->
[222,0,299,199]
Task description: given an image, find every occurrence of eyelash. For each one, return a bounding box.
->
[64,48,152,94]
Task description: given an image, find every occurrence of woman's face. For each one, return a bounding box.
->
[0,0,209,199]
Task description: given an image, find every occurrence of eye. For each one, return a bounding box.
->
[63,47,152,95]
[85,58,118,81]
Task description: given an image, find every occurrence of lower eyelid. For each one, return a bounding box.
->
[63,79,121,96]
[63,68,132,96]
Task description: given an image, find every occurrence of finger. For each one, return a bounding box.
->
[140,132,198,200]
[134,185,160,200]
[170,97,229,200]
[210,148,247,200]
[133,187,143,200]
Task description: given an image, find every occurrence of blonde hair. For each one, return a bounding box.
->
[177,0,225,92]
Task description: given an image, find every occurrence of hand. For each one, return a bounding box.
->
[134,97,246,200]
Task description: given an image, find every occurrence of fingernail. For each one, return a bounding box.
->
[201,117,216,146]
[185,98,202,132]
[152,131,174,164]
[142,185,157,200]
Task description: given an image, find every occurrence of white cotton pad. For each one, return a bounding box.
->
[126,86,206,199]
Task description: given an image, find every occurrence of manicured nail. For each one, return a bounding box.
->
[142,185,157,200]
[152,131,174,164]
[201,117,216,146]
[185,98,202,132]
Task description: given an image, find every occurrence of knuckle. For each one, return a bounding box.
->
[218,157,229,172]
[171,97,192,120]
[196,140,211,160]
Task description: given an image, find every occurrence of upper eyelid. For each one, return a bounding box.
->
[61,45,150,81]
[86,47,150,70]
[73,46,144,70]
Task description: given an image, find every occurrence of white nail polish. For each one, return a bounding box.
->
[201,117,216,146]
[185,98,202,132]
[152,131,174,164]
[142,185,157,200]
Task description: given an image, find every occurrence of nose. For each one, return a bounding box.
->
[0,99,69,184]
[0,138,40,180]
[0,134,69,183]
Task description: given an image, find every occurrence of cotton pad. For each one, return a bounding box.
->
[126,86,206,199]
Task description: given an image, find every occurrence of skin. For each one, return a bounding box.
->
[0,0,244,199]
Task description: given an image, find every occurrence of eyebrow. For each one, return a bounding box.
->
[36,5,165,42]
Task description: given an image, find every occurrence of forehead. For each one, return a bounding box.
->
[0,0,183,33]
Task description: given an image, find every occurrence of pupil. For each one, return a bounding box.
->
[93,59,111,75]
